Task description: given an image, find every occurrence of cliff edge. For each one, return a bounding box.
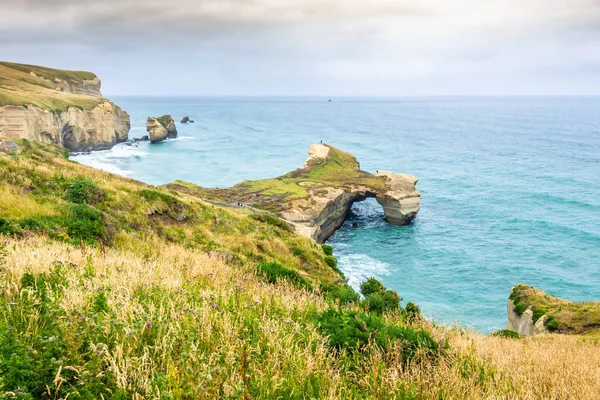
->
[507,284,600,336]
[166,144,420,243]
[0,61,130,151]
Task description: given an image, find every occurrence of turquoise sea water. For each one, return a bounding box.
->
[76,96,600,333]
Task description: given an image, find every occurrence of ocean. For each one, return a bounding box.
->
[75,96,600,333]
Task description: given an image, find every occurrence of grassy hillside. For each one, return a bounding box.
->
[0,62,102,112]
[510,284,600,335]
[1,142,600,398]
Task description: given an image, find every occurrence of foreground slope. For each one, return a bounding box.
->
[0,142,599,399]
[0,62,130,151]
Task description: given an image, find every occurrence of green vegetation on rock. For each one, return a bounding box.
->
[509,284,600,335]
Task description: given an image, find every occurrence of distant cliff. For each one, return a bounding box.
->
[0,61,130,151]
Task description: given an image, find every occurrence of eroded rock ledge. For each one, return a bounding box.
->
[166,144,420,243]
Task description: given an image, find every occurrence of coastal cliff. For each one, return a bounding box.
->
[0,61,130,151]
[507,284,600,336]
[166,144,420,242]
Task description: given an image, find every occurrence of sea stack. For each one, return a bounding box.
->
[146,115,178,143]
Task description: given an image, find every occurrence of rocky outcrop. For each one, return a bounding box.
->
[181,115,194,124]
[506,284,600,336]
[0,138,21,154]
[0,62,130,151]
[506,299,548,336]
[166,144,420,243]
[146,115,178,143]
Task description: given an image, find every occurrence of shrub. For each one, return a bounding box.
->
[63,204,106,244]
[322,244,334,256]
[320,282,360,305]
[364,290,401,314]
[316,308,439,362]
[532,307,547,323]
[513,302,527,315]
[257,262,312,290]
[249,214,291,232]
[324,255,337,268]
[491,329,521,339]
[405,302,421,320]
[64,178,104,204]
[0,217,20,235]
[545,315,559,331]
[360,277,386,297]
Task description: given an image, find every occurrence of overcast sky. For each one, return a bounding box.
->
[1,0,599,96]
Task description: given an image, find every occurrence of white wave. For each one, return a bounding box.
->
[175,136,195,141]
[108,144,149,158]
[80,158,132,176]
[337,253,391,291]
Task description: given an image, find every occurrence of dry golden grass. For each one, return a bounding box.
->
[2,235,600,399]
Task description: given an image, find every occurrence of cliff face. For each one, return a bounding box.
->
[166,144,420,243]
[0,61,130,151]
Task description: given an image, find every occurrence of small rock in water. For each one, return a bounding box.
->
[352,222,359,228]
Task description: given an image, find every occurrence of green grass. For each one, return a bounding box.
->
[152,115,173,126]
[0,62,103,112]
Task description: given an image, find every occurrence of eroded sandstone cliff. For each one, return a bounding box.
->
[0,61,130,151]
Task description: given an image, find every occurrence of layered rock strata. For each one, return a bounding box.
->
[0,62,130,151]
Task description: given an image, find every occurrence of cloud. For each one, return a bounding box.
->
[0,0,598,94]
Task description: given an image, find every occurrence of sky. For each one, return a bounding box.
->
[1,0,599,96]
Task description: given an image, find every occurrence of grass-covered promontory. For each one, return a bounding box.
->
[510,284,600,335]
[167,145,387,214]
[0,62,102,112]
[1,141,600,398]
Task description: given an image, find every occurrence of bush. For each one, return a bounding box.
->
[545,315,559,331]
[364,290,401,314]
[513,302,527,315]
[0,217,20,235]
[324,255,337,269]
[405,302,421,320]
[360,277,386,297]
[64,178,104,204]
[322,244,333,256]
[320,282,360,305]
[491,329,521,339]
[257,262,312,290]
[316,308,439,362]
[532,307,547,323]
[63,204,106,244]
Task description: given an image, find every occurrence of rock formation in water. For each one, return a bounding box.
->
[146,115,178,143]
[165,143,420,243]
[506,284,600,336]
[0,61,130,152]
[181,115,194,124]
